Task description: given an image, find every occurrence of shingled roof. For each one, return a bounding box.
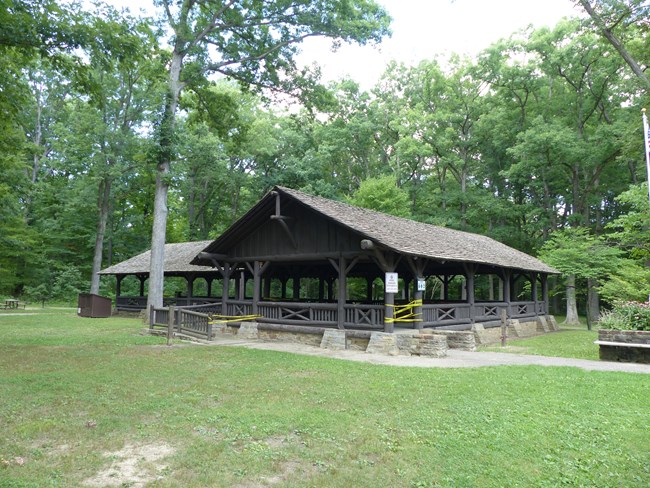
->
[99,241,216,275]
[195,186,557,274]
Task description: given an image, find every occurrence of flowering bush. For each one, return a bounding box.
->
[599,301,650,331]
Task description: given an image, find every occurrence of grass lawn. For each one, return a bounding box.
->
[1,312,649,487]
[480,328,600,360]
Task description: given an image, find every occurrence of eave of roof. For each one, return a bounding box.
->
[99,240,217,275]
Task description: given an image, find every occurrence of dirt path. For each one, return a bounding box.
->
[201,335,650,374]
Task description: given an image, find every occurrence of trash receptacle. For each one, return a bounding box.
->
[77,293,112,318]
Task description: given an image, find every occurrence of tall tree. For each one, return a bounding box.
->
[576,0,650,90]
[147,0,391,310]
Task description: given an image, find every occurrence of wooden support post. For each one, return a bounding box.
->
[116,275,123,297]
[252,261,261,315]
[167,305,175,346]
[186,274,195,306]
[318,278,325,301]
[366,277,373,301]
[138,274,146,297]
[206,277,213,298]
[531,272,538,302]
[502,270,512,317]
[414,279,423,330]
[221,264,231,316]
[384,290,395,333]
[337,256,346,329]
[464,265,476,323]
[500,308,507,347]
[292,274,301,300]
[238,271,245,300]
[541,274,549,315]
[264,276,271,299]
[327,278,334,300]
[442,275,449,301]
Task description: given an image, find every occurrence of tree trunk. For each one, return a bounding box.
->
[147,50,184,311]
[90,178,111,294]
[564,274,580,325]
[586,278,600,331]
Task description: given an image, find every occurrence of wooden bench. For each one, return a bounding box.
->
[594,340,650,349]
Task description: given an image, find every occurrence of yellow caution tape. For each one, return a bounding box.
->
[385,299,423,324]
[209,314,263,324]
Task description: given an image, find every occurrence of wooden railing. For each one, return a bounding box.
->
[150,299,544,337]
[118,296,220,311]
[257,301,338,326]
[421,303,472,326]
[344,303,384,329]
[149,305,212,340]
[177,308,213,340]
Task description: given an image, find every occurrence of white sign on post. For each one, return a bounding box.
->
[417,279,426,292]
[385,272,399,294]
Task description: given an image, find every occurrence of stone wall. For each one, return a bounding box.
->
[422,330,476,351]
[598,329,650,364]
[471,316,558,345]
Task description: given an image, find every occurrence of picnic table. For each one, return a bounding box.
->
[3,299,20,310]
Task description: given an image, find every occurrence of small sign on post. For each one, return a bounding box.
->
[417,279,426,292]
[385,272,399,294]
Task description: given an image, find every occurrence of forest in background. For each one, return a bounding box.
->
[1,0,649,323]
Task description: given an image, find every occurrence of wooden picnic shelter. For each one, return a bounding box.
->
[99,241,222,311]
[190,186,557,332]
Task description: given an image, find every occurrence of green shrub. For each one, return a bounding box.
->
[599,301,650,331]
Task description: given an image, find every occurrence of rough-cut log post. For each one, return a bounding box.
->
[443,275,450,301]
[138,275,147,297]
[366,277,373,301]
[464,265,475,323]
[221,264,231,316]
[116,275,123,298]
[206,277,213,298]
[167,305,175,346]
[318,278,325,301]
[413,278,423,330]
[531,272,538,313]
[292,274,301,300]
[384,288,395,333]
[337,256,346,329]
[238,271,245,300]
[252,261,261,315]
[186,274,195,305]
[541,274,549,315]
[502,270,512,318]
[264,276,271,299]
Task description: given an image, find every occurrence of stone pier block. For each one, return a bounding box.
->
[320,329,347,350]
[366,332,399,356]
[237,322,259,339]
[536,315,549,332]
[508,319,523,337]
[547,315,559,331]
[471,323,490,345]
[418,334,448,358]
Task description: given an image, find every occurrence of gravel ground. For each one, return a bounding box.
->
[202,335,650,374]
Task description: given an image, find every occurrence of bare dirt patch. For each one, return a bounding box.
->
[82,443,175,487]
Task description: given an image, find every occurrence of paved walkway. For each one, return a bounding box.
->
[201,335,650,374]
